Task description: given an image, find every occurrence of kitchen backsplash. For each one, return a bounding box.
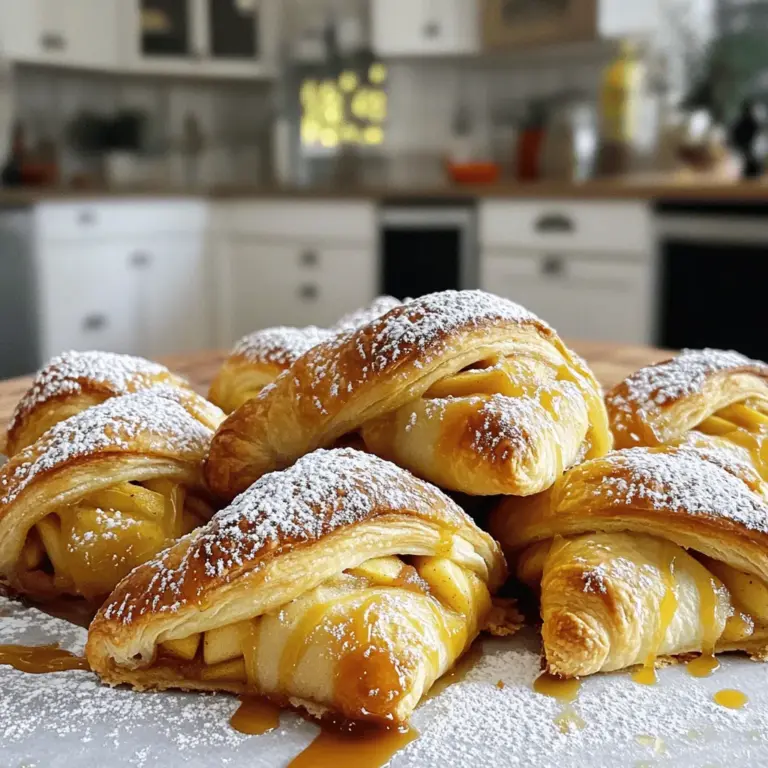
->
[11,64,273,187]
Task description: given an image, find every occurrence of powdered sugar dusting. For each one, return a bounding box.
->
[3,605,768,765]
[8,350,172,434]
[333,295,403,332]
[579,446,768,533]
[608,348,768,434]
[233,326,333,367]
[104,449,464,623]
[0,391,212,507]
[303,291,548,407]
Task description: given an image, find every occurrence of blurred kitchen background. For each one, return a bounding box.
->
[1,0,768,378]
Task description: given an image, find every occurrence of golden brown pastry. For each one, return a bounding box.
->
[606,348,768,477]
[205,290,612,500]
[86,448,507,725]
[5,350,224,456]
[490,444,768,679]
[0,390,216,603]
[208,297,402,414]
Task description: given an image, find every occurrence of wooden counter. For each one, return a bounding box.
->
[3,178,768,204]
[0,341,668,427]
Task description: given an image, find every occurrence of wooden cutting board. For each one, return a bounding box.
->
[0,341,669,428]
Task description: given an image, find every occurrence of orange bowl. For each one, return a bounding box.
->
[446,162,500,184]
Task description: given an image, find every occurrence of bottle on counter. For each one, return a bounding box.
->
[1,120,25,187]
[517,101,546,183]
[595,41,644,177]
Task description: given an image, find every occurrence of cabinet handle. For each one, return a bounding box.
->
[535,213,575,234]
[82,314,107,332]
[298,284,319,301]
[77,210,96,226]
[423,20,441,38]
[541,255,566,277]
[41,32,66,51]
[130,252,152,268]
[299,250,319,267]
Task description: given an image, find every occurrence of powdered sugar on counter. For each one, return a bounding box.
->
[3,603,767,767]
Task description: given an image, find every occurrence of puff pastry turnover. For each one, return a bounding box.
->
[5,350,224,456]
[607,348,768,477]
[205,290,612,500]
[490,444,768,678]
[0,390,215,602]
[87,448,507,725]
[208,296,403,414]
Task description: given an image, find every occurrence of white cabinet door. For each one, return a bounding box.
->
[0,0,44,61]
[134,235,212,359]
[372,0,479,57]
[41,0,119,69]
[482,250,654,344]
[217,239,377,347]
[37,242,142,360]
[599,0,663,37]
[0,0,118,68]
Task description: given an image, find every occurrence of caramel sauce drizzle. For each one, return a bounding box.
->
[230,695,281,735]
[0,644,90,674]
[686,559,722,679]
[632,556,678,687]
[533,673,584,735]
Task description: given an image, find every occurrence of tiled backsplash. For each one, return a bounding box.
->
[11,65,272,186]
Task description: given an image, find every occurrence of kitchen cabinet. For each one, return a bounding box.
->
[119,0,277,78]
[0,0,119,70]
[480,199,655,344]
[212,201,377,346]
[371,0,480,57]
[34,201,211,362]
[482,250,653,343]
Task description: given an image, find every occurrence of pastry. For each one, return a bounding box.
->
[205,290,612,500]
[208,296,402,414]
[0,390,215,603]
[490,444,768,679]
[86,448,508,725]
[5,350,225,456]
[606,348,768,478]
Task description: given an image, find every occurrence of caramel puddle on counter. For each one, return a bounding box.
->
[687,654,720,678]
[288,720,418,768]
[230,696,281,735]
[713,689,748,709]
[0,644,90,673]
[533,673,585,734]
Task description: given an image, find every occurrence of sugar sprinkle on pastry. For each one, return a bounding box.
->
[103,448,466,623]
[232,326,333,366]
[582,445,768,533]
[0,391,212,507]
[7,350,170,434]
[607,348,768,431]
[332,295,403,332]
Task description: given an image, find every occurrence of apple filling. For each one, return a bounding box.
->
[18,479,210,600]
[155,554,491,722]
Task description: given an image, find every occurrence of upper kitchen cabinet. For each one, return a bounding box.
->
[371,0,480,57]
[0,0,119,70]
[119,0,278,78]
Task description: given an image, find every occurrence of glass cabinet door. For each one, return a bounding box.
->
[207,0,258,59]
[140,0,191,56]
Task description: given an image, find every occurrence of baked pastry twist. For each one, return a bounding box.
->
[0,390,215,602]
[205,290,612,500]
[86,448,507,725]
[208,296,402,414]
[607,348,768,479]
[490,444,768,679]
[5,350,224,456]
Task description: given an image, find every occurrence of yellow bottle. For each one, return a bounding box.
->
[600,41,642,145]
